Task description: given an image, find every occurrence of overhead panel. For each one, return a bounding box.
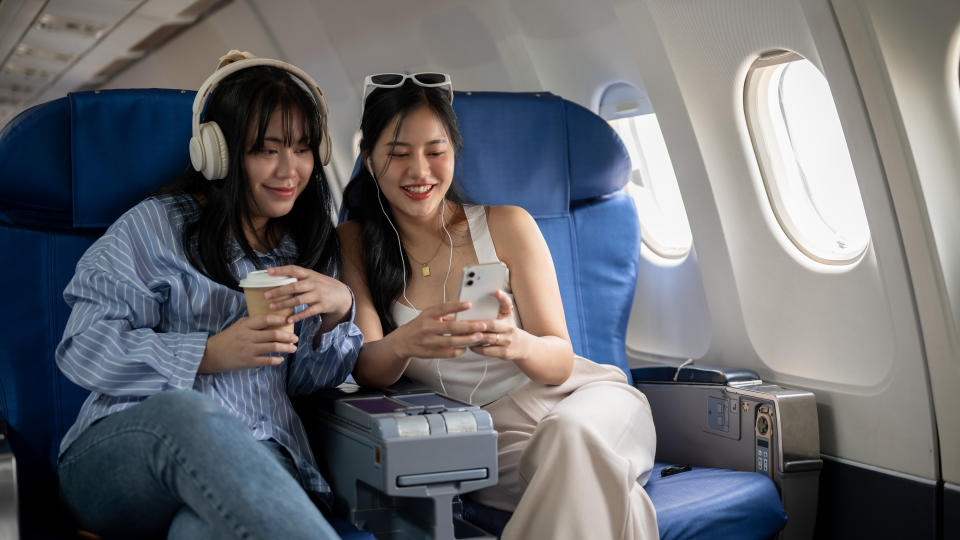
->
[0,0,231,129]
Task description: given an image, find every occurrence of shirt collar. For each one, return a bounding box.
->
[227,232,298,266]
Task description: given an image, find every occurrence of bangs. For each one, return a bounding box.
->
[360,82,461,154]
[247,76,321,151]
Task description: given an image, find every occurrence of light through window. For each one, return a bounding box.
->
[745,52,871,264]
[600,83,692,260]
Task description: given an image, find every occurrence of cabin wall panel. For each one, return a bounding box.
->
[831,0,960,486]
[626,249,712,361]
[497,0,720,361]
[620,22,742,363]
[632,0,935,479]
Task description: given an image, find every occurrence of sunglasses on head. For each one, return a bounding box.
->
[361,72,453,114]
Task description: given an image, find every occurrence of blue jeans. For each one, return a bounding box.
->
[58,389,338,539]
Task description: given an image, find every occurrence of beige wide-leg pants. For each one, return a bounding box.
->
[472,356,659,540]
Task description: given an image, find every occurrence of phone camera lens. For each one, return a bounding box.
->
[468,272,476,278]
[466,280,474,286]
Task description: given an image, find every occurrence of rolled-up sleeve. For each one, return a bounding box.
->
[286,294,362,396]
[56,205,205,396]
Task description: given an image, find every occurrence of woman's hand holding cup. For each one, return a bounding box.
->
[265,265,353,333]
[200,314,299,373]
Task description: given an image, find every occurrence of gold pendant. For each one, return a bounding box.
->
[421,264,431,277]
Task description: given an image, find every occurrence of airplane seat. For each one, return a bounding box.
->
[0,89,373,539]
[442,90,791,539]
[452,91,638,380]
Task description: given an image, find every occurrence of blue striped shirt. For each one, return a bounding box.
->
[56,193,362,494]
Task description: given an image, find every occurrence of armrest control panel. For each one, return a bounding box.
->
[634,371,821,540]
[297,387,497,540]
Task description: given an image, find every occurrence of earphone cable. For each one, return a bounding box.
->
[370,166,417,311]
[436,200,454,396]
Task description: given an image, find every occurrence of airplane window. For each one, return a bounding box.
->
[745,51,871,265]
[600,83,693,260]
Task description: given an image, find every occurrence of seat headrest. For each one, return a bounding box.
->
[451,91,630,213]
[0,89,195,230]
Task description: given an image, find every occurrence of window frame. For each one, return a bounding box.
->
[599,82,693,262]
[744,50,871,266]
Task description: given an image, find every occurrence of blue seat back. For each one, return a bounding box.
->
[0,89,195,533]
[450,91,639,381]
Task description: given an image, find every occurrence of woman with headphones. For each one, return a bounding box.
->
[55,51,359,538]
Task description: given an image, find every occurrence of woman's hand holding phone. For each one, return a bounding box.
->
[394,302,488,359]
[469,290,529,361]
[455,262,509,348]
[391,262,514,359]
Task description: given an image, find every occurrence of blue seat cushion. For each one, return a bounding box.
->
[462,462,787,539]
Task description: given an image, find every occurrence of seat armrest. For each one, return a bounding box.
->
[631,364,761,385]
[0,419,19,540]
[634,376,821,540]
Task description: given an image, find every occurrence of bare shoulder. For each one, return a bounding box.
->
[486,205,537,235]
[485,205,545,263]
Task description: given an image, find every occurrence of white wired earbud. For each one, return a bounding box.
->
[368,156,417,311]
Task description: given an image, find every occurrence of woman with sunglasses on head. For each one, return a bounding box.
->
[339,73,658,540]
[55,51,360,539]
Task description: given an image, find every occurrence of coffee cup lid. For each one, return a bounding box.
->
[238,270,297,288]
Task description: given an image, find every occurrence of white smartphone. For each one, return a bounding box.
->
[456,262,508,322]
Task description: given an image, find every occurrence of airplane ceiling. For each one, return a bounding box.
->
[0,0,230,128]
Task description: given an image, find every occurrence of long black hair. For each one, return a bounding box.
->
[162,65,340,288]
[342,80,469,332]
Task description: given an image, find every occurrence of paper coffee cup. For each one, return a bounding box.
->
[239,270,297,333]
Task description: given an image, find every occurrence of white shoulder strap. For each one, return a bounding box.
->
[464,205,499,263]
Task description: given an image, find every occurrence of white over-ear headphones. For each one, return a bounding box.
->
[189,57,332,180]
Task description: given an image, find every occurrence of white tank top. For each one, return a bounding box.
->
[391,205,531,405]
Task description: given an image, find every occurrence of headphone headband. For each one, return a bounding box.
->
[190,57,332,170]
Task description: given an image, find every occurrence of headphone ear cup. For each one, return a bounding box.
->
[196,121,229,180]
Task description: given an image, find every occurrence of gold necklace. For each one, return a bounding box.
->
[405,237,444,277]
